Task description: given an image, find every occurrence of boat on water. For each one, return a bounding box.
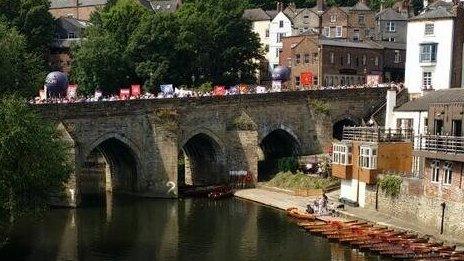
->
[286,207,316,221]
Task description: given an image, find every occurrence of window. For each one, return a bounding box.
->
[68,32,75,39]
[279,20,284,28]
[420,43,437,63]
[358,14,365,25]
[332,144,352,165]
[443,162,452,185]
[425,23,434,35]
[323,27,330,37]
[394,50,400,63]
[295,76,301,86]
[422,72,432,89]
[452,120,462,136]
[312,52,318,63]
[275,48,280,58]
[330,52,335,63]
[296,54,301,64]
[330,15,337,22]
[362,55,366,65]
[277,33,286,43]
[431,160,440,183]
[304,53,310,63]
[412,157,421,177]
[387,21,396,32]
[314,76,318,86]
[264,45,269,52]
[347,53,351,65]
[335,26,342,37]
[304,15,309,19]
[353,29,360,41]
[360,146,377,169]
[265,29,270,38]
[388,37,396,42]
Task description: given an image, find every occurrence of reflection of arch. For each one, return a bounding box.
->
[258,128,302,181]
[80,134,141,201]
[181,132,226,186]
[332,118,357,141]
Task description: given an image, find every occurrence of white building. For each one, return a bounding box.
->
[268,11,293,71]
[405,1,464,96]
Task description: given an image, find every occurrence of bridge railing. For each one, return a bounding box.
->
[342,127,413,142]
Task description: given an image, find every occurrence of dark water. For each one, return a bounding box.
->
[0,196,383,261]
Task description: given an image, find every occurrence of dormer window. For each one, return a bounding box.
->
[330,15,337,22]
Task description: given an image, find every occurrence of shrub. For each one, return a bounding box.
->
[277,157,299,172]
[378,174,403,197]
[266,171,340,190]
[309,99,330,116]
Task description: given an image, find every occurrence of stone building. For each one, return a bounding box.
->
[49,17,89,74]
[380,41,406,82]
[49,0,108,21]
[321,0,376,41]
[375,4,409,43]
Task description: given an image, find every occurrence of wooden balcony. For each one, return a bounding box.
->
[332,164,352,180]
[414,135,464,161]
[343,127,413,142]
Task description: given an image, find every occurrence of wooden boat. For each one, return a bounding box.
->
[286,208,316,221]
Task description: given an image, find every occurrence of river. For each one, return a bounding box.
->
[0,196,384,261]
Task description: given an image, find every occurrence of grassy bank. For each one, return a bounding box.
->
[265,171,340,190]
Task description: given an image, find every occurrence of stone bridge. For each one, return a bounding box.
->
[34,88,388,206]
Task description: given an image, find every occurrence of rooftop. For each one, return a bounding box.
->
[376,7,408,21]
[50,0,107,8]
[410,1,457,21]
[243,8,271,21]
[396,89,464,112]
[319,39,383,49]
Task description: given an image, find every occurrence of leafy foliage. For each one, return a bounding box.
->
[378,174,403,197]
[277,157,299,172]
[71,0,262,94]
[309,99,330,116]
[229,112,256,131]
[0,97,71,239]
[266,171,340,190]
[0,21,45,97]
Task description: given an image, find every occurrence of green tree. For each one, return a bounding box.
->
[0,0,54,52]
[0,21,45,97]
[0,97,71,243]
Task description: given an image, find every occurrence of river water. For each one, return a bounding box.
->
[0,196,384,261]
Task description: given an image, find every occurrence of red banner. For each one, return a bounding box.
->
[213,85,226,96]
[301,72,313,86]
[120,89,130,99]
[131,84,141,97]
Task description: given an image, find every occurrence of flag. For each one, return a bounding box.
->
[131,84,141,97]
[120,89,130,99]
[160,84,174,95]
[301,72,313,86]
[213,85,226,96]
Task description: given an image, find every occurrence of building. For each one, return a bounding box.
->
[138,0,182,12]
[375,3,409,43]
[405,1,464,96]
[380,41,406,82]
[268,9,293,70]
[49,17,89,73]
[321,0,376,41]
[332,126,413,207]
[49,0,108,21]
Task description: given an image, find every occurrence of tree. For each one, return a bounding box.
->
[0,97,71,236]
[0,21,45,97]
[0,0,54,52]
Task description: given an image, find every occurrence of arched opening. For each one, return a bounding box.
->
[332,119,356,141]
[81,138,138,204]
[180,133,225,187]
[258,129,301,182]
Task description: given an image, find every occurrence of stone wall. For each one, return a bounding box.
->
[364,177,464,242]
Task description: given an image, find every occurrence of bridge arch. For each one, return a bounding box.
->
[179,130,226,187]
[80,134,141,202]
[258,126,302,181]
[332,117,358,141]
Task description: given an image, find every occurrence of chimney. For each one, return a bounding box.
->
[288,2,296,10]
[359,0,369,6]
[385,88,397,129]
[317,0,326,12]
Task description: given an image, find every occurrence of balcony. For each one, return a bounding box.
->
[414,135,464,161]
[342,127,413,142]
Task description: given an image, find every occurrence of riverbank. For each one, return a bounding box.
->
[234,187,464,249]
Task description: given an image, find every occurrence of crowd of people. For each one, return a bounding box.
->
[29,82,404,105]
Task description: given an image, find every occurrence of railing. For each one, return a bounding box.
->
[343,127,413,142]
[415,135,464,154]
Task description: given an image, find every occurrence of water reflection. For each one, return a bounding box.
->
[0,196,384,261]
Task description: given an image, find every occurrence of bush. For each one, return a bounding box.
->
[309,99,330,116]
[266,171,340,190]
[378,174,403,197]
[277,157,299,173]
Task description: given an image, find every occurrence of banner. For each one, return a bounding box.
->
[213,85,226,96]
[131,84,141,97]
[271,80,282,92]
[301,72,313,86]
[120,89,130,99]
[160,84,174,95]
[67,84,77,99]
[239,84,249,94]
[366,75,382,86]
[256,86,266,94]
